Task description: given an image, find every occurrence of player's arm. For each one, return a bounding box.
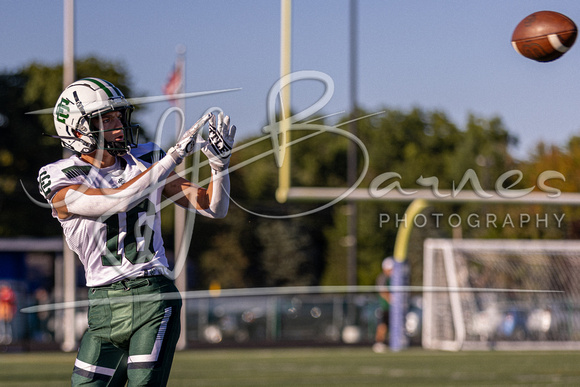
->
[51,114,212,220]
[379,290,390,303]
[377,275,391,303]
[51,155,175,219]
[162,112,235,219]
[162,170,228,218]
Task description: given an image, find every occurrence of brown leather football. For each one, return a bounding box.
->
[512,11,577,62]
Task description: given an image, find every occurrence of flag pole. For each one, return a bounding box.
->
[172,44,188,350]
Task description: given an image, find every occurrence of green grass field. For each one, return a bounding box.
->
[2,347,580,386]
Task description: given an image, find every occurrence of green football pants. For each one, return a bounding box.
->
[72,275,182,387]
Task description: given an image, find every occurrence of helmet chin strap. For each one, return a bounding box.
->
[104,140,130,156]
[99,122,140,156]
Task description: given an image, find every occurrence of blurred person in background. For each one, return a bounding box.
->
[0,284,17,344]
[373,257,393,353]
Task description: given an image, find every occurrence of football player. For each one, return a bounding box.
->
[373,257,393,353]
[38,78,235,386]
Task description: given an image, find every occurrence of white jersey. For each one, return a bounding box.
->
[38,143,171,287]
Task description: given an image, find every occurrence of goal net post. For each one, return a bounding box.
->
[422,238,580,351]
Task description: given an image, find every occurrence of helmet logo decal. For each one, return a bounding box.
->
[55,98,72,124]
[72,91,86,116]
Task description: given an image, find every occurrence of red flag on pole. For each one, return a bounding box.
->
[163,61,183,103]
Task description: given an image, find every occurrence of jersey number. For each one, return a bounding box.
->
[101,199,157,266]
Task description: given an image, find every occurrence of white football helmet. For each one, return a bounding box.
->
[53,77,139,155]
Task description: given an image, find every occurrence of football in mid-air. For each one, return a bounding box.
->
[511,11,577,62]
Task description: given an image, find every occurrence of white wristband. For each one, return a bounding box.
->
[195,168,230,219]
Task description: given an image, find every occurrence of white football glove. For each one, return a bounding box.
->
[202,112,236,171]
[167,113,213,164]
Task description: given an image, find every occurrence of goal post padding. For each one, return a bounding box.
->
[423,238,580,351]
[389,259,407,351]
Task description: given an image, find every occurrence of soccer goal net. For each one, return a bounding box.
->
[422,238,580,351]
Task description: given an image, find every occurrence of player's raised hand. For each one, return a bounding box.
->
[168,113,213,164]
[202,112,236,171]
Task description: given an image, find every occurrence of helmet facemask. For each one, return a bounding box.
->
[87,106,140,156]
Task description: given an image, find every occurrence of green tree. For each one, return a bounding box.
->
[212,107,513,287]
[310,108,519,285]
[515,138,580,240]
[0,57,137,237]
[193,134,330,289]
[22,57,137,135]
[0,73,60,236]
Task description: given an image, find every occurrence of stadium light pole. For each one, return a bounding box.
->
[61,0,77,353]
[346,0,358,287]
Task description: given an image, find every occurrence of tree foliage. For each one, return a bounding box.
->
[0,57,135,236]
[199,107,521,288]
[316,108,518,285]
[516,138,580,240]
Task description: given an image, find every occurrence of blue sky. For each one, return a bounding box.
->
[3,0,580,160]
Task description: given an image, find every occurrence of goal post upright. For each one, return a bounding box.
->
[389,199,428,351]
[276,0,292,204]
